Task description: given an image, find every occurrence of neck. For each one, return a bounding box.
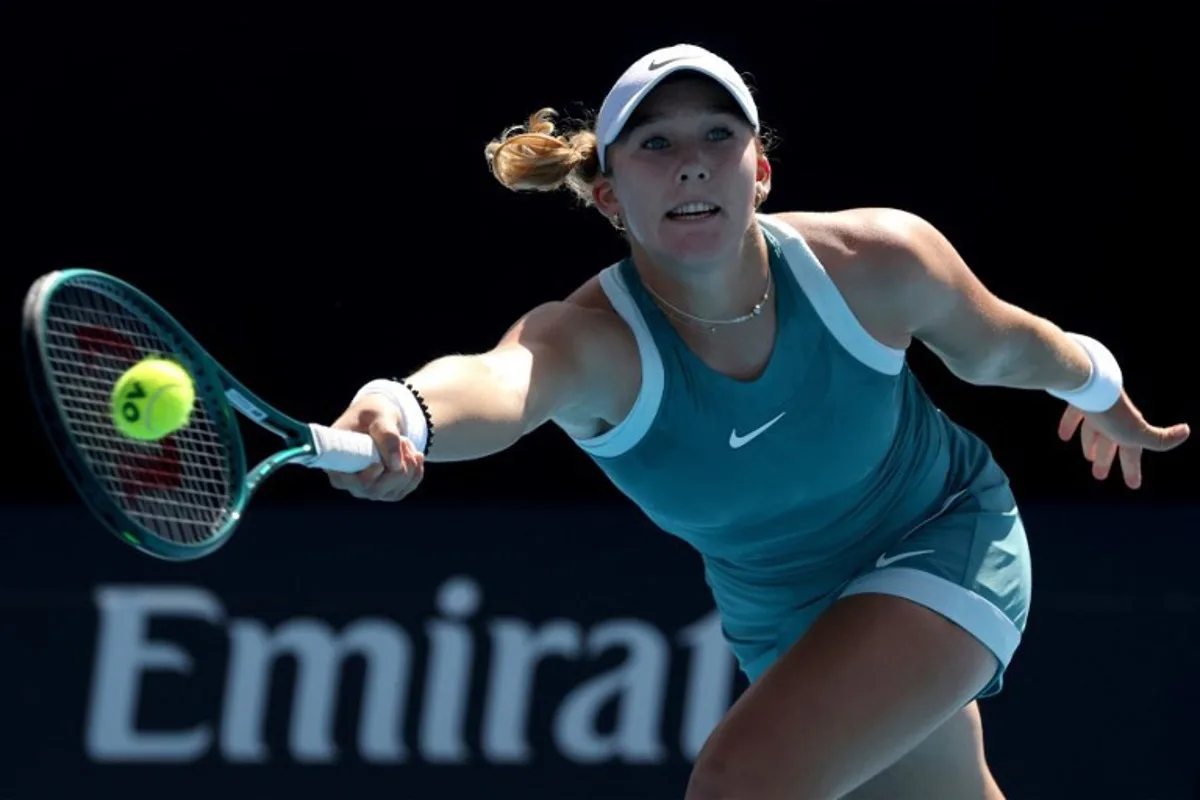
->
[630,224,770,322]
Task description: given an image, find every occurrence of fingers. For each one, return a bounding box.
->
[328,436,425,501]
[1117,444,1143,490]
[1079,420,1100,462]
[1058,406,1084,441]
[373,437,425,501]
[329,462,386,499]
[1091,436,1118,480]
[1141,422,1191,453]
[1112,422,1188,489]
[1061,394,1190,490]
[369,414,407,470]
[323,394,427,503]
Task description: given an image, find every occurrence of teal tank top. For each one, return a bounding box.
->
[571,214,1007,651]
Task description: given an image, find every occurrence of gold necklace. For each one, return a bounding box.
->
[643,268,772,333]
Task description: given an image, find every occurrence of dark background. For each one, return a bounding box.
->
[2,4,1197,799]
[3,4,1193,507]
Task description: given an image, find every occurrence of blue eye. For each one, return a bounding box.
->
[640,126,735,151]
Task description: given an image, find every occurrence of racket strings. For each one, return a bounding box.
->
[40,282,236,545]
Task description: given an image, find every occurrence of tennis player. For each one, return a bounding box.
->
[327,44,1189,799]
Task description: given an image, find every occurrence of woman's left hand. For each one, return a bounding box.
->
[1057,391,1190,489]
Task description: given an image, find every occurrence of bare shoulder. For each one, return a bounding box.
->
[510,272,638,359]
[499,271,642,438]
[769,208,944,348]
[772,208,932,271]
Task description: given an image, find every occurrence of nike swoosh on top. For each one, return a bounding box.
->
[728,411,786,449]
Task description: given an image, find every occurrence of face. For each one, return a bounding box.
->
[594,76,770,267]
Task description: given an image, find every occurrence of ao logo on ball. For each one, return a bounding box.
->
[109,358,196,441]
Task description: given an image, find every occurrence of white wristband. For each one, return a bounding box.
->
[353,379,430,454]
[1047,333,1123,413]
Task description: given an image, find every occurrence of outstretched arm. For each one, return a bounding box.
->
[385,302,600,462]
[864,210,1093,393]
[326,300,619,500]
[861,208,1188,487]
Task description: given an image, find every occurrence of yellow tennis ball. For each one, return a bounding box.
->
[110,358,196,441]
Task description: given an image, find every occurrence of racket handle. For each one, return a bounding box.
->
[304,424,384,473]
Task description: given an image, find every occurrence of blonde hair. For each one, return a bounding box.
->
[485,108,602,206]
[485,97,775,212]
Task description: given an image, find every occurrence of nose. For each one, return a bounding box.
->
[675,158,710,184]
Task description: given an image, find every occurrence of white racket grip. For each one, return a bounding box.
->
[304,424,383,473]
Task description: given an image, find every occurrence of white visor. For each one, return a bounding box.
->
[595,44,759,173]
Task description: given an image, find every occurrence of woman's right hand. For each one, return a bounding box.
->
[325,393,426,502]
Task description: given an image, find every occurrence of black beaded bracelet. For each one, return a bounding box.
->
[395,378,434,456]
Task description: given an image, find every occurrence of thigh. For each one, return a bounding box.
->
[844,701,1004,800]
[685,592,999,800]
[839,494,1032,698]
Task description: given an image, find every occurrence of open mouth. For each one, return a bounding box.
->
[665,201,721,221]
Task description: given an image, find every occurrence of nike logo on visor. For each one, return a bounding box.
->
[649,56,693,70]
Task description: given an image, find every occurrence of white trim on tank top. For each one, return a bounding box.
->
[757,214,907,376]
[573,265,666,458]
[572,215,906,458]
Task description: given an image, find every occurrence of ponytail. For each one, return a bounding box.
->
[485,108,601,205]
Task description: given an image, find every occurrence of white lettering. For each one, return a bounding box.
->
[419,576,480,763]
[553,619,670,763]
[481,618,581,763]
[220,617,412,764]
[85,585,224,762]
[83,581,741,766]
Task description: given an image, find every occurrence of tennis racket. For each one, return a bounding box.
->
[22,269,384,561]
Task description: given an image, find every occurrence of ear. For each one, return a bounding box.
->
[592,177,621,219]
[756,154,772,199]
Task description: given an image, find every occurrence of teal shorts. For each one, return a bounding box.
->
[736,485,1032,699]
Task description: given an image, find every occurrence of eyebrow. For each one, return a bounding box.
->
[624,112,664,132]
[623,106,738,136]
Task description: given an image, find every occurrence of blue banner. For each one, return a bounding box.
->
[1,504,1197,798]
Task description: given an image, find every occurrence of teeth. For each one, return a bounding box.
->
[669,202,718,215]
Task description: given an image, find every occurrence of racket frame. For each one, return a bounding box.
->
[23,269,336,561]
